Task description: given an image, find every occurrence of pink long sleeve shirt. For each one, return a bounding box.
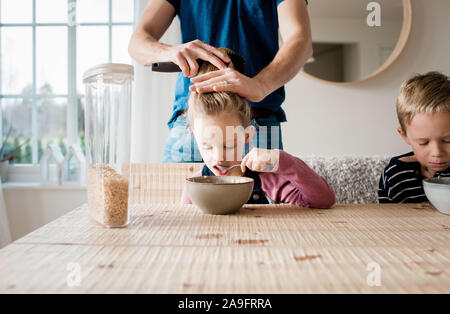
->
[181,150,336,209]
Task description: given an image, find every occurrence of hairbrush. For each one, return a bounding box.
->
[152,48,246,74]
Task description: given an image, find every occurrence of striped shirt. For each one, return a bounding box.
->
[378,152,450,203]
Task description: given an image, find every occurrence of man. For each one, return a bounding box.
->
[129,0,312,162]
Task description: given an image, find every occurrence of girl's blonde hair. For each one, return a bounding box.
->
[187,48,252,129]
[396,71,450,132]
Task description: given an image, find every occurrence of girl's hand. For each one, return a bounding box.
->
[241,148,280,173]
[168,40,230,78]
[189,68,268,103]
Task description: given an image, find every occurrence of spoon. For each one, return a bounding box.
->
[216,164,241,171]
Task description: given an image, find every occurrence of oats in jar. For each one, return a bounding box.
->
[88,164,129,227]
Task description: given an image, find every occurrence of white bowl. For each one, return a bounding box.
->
[423,177,450,215]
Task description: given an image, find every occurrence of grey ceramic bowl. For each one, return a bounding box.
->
[186,176,254,215]
[423,177,450,215]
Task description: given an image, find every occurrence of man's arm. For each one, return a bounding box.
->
[256,0,313,97]
[128,0,230,76]
[190,0,312,102]
[128,0,176,66]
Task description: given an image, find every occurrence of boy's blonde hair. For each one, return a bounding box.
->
[187,48,252,128]
[396,71,450,132]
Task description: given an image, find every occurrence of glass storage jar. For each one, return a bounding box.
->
[83,63,134,228]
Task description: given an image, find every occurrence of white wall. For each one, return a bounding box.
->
[3,185,86,241]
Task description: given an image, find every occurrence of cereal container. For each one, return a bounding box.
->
[83,64,134,228]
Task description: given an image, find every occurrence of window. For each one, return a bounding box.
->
[0,0,134,165]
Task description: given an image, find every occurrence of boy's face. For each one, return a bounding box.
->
[192,112,254,176]
[398,111,450,176]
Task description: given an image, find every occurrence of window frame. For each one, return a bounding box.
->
[0,0,133,181]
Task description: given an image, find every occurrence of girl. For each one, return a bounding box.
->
[181,49,335,208]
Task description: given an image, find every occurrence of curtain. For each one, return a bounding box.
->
[0,181,12,248]
[130,0,181,163]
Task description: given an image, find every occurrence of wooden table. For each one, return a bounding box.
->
[1,203,449,293]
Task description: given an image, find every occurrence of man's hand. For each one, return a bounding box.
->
[168,40,230,77]
[189,68,268,103]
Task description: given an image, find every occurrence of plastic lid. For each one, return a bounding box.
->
[83,63,134,83]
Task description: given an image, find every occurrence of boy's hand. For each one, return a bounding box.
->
[241,148,280,173]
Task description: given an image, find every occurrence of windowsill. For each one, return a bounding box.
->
[5,164,41,183]
[3,164,86,190]
[2,182,86,190]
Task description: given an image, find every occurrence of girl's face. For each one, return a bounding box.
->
[192,112,254,176]
[398,111,450,177]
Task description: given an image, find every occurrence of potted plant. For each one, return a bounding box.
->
[0,127,30,182]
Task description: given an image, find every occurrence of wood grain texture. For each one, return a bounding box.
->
[1,203,449,293]
[129,163,203,204]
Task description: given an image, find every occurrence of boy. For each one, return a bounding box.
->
[378,72,450,203]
